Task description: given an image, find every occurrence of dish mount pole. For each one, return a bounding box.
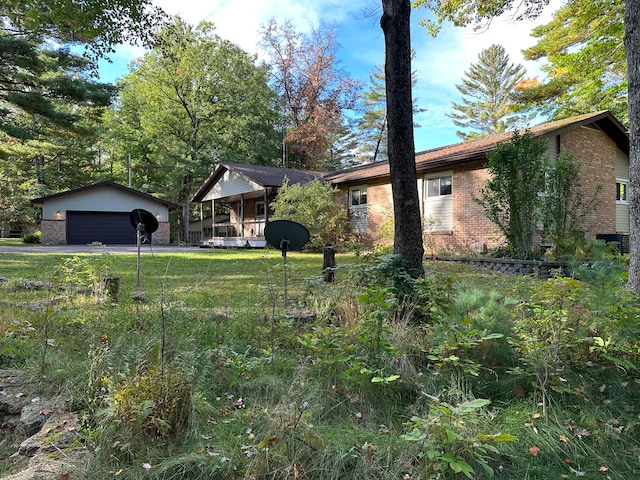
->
[280,238,290,308]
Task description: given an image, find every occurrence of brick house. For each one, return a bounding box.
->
[192,111,629,253]
[323,110,630,253]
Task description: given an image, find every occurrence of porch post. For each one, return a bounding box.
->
[212,198,215,237]
[240,194,245,238]
[199,202,204,244]
[263,189,268,225]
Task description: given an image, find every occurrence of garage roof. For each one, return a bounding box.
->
[31,181,179,209]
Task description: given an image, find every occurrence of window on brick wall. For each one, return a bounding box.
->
[349,185,368,233]
[424,172,453,231]
[617,179,629,204]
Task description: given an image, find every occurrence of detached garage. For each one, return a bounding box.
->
[31,181,178,245]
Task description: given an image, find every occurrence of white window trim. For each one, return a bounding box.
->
[425,173,453,198]
[616,178,630,205]
[349,185,368,209]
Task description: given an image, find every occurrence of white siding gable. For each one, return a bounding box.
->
[43,186,168,220]
[201,170,262,201]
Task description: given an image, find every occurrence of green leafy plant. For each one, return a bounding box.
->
[22,231,41,244]
[540,151,601,258]
[513,277,587,416]
[475,131,547,259]
[403,398,516,479]
[270,179,351,250]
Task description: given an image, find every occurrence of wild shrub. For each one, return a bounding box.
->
[513,277,591,416]
[475,131,547,260]
[403,398,516,479]
[270,179,351,250]
[96,364,193,462]
[423,286,517,401]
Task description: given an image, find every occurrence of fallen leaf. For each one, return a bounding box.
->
[559,435,568,443]
[59,473,70,480]
[532,413,542,419]
[599,466,609,472]
[523,422,533,427]
[565,458,574,464]
[529,445,540,456]
[599,384,606,392]
[573,428,590,438]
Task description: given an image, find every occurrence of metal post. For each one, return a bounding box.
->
[136,222,143,288]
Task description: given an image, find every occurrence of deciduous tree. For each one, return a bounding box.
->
[261,19,362,170]
[270,179,350,250]
[475,131,547,259]
[108,18,281,241]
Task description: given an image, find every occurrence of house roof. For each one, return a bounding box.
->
[324,110,629,184]
[192,162,322,202]
[31,180,179,209]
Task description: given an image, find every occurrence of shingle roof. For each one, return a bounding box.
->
[31,180,179,209]
[323,110,628,184]
[192,162,323,202]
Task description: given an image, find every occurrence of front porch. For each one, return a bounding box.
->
[191,162,322,249]
[199,219,268,248]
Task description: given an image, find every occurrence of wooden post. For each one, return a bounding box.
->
[322,245,336,282]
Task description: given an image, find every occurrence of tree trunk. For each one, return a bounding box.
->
[625,0,640,293]
[180,172,193,243]
[381,0,424,276]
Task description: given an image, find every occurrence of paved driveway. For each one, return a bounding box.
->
[0,244,205,254]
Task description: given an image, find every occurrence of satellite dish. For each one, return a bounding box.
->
[264,220,309,253]
[264,220,310,308]
[129,208,158,234]
[129,208,159,288]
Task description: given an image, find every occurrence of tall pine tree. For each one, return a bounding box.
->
[448,44,531,140]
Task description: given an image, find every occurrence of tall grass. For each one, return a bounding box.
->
[1,250,639,479]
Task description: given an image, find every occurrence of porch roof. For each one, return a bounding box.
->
[192,162,322,202]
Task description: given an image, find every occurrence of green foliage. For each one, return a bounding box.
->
[426,288,514,381]
[54,252,114,302]
[519,0,627,123]
[106,17,281,240]
[3,250,640,479]
[1,0,166,63]
[96,364,193,461]
[475,131,547,259]
[449,44,533,140]
[22,231,41,244]
[270,179,351,250]
[513,277,589,416]
[403,398,516,479]
[540,151,600,257]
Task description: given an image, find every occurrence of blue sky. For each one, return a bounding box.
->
[97,0,560,152]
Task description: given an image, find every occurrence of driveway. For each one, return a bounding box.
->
[0,244,206,254]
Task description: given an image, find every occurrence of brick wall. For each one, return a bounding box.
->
[41,220,66,245]
[336,125,620,254]
[561,126,616,240]
[154,222,170,244]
